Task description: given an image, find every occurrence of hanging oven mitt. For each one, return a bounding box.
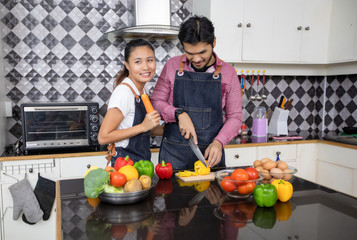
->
[23,175,56,223]
[9,178,43,223]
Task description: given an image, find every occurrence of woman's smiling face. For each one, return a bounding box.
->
[125,45,156,86]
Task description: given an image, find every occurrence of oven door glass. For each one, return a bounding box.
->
[24,107,88,142]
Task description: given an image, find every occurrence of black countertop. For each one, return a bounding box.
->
[59,171,357,240]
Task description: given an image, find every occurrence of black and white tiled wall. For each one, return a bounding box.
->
[1,0,356,145]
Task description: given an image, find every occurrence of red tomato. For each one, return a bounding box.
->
[231,169,249,182]
[245,167,259,180]
[110,171,126,187]
[220,176,236,192]
[237,182,256,195]
[111,224,127,239]
[220,203,236,215]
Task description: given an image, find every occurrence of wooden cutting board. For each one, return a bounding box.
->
[175,172,216,182]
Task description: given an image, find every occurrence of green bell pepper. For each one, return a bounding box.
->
[253,184,278,207]
[133,160,154,178]
[253,206,277,229]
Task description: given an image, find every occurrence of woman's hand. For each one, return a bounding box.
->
[204,140,223,167]
[141,110,161,132]
[177,113,197,143]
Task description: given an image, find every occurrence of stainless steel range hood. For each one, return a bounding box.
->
[99,0,179,41]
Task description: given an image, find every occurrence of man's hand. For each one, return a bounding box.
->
[204,140,223,167]
[177,112,198,143]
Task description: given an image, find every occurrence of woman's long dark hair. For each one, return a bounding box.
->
[114,39,155,88]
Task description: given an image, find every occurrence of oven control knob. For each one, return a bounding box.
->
[90,115,99,123]
[92,125,98,132]
[90,132,98,141]
[91,107,98,114]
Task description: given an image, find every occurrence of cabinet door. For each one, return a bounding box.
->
[328,0,357,62]
[224,147,257,167]
[1,181,57,240]
[257,145,297,166]
[300,0,331,63]
[60,155,107,179]
[242,0,275,61]
[296,143,317,182]
[192,0,244,62]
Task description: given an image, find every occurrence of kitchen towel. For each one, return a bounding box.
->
[22,175,56,223]
[9,178,43,224]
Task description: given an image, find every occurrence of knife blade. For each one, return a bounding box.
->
[188,137,208,167]
[187,190,207,207]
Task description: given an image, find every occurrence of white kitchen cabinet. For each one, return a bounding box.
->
[296,143,317,182]
[192,0,244,62]
[0,159,59,240]
[59,155,107,179]
[316,144,357,197]
[224,147,257,167]
[328,0,357,62]
[256,144,297,166]
[193,0,332,63]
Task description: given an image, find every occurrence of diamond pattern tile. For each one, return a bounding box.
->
[1,0,357,144]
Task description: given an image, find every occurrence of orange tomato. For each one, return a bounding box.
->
[237,182,256,195]
[105,166,115,172]
[231,169,249,184]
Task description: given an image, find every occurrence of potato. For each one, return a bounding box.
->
[139,175,152,189]
[124,178,143,193]
[261,158,272,163]
[263,160,276,170]
[253,160,263,168]
[255,166,264,172]
[277,161,288,170]
[270,168,284,179]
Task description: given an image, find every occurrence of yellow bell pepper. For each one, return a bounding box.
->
[194,181,210,192]
[274,200,293,221]
[271,179,293,202]
[177,170,197,177]
[194,160,210,175]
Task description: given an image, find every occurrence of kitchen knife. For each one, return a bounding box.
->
[284,99,293,110]
[188,137,208,168]
[187,190,207,207]
[278,96,284,108]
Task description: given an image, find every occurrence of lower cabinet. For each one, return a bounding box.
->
[224,147,257,167]
[0,159,59,240]
[59,155,107,179]
[257,144,297,167]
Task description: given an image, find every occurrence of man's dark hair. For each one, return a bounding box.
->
[178,15,215,46]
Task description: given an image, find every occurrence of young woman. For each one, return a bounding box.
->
[98,39,162,166]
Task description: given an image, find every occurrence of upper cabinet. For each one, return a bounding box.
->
[193,0,357,64]
[328,0,357,63]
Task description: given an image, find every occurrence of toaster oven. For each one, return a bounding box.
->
[21,102,100,154]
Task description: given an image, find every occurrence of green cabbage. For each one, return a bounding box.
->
[84,168,110,198]
[103,184,124,193]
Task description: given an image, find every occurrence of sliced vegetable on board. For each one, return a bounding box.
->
[194,160,210,175]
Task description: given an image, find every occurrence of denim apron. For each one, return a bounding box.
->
[159,55,225,170]
[110,83,151,167]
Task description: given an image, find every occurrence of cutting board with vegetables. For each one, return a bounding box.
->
[175,172,216,182]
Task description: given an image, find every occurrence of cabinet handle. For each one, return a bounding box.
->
[297,26,302,30]
[237,23,242,28]
[29,168,33,173]
[246,23,251,28]
[234,154,239,159]
[305,26,310,31]
[87,164,91,169]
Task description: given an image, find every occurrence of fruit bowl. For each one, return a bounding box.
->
[98,185,153,205]
[257,166,298,184]
[215,169,264,198]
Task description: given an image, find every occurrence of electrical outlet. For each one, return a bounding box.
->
[5,102,12,117]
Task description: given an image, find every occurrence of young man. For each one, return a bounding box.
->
[151,16,242,170]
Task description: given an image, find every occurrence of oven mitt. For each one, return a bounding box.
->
[23,176,56,223]
[9,178,43,224]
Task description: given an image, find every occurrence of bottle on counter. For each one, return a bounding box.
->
[240,124,248,136]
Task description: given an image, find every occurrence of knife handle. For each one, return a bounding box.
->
[281,98,286,109]
[284,99,293,110]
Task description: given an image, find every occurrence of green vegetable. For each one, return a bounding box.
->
[133,160,154,178]
[103,184,124,193]
[84,168,110,198]
[253,206,277,229]
[253,184,278,207]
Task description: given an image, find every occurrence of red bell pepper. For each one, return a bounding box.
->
[114,155,133,171]
[155,160,173,179]
[155,179,173,195]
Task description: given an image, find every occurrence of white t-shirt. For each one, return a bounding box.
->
[107,77,149,148]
